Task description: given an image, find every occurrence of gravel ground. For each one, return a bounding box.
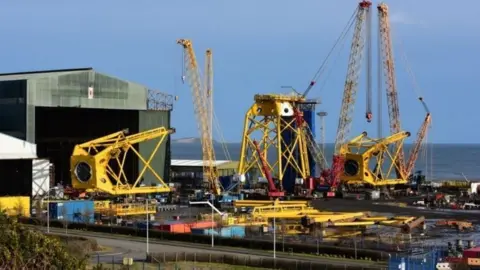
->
[312,198,480,221]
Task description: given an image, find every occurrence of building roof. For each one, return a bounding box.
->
[0,133,37,160]
[0,67,93,77]
[171,159,235,168]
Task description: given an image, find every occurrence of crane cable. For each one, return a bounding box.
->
[213,109,232,161]
[395,28,434,179]
[302,6,359,97]
[395,30,430,113]
[316,20,354,94]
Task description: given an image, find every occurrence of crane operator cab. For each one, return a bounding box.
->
[366,112,373,122]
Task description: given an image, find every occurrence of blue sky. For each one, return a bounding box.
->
[0,1,478,143]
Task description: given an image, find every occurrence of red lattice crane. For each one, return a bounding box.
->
[252,140,285,198]
[404,98,431,177]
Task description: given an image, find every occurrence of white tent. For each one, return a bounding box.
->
[0,133,37,160]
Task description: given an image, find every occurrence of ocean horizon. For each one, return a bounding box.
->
[171,141,480,181]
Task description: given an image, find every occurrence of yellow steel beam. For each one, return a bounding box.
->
[233,200,310,208]
[341,131,410,186]
[359,216,389,221]
[329,221,375,227]
[71,127,174,195]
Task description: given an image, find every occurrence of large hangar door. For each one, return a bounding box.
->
[0,80,27,140]
[35,107,139,186]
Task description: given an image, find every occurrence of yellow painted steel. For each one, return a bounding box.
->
[254,209,321,218]
[340,131,411,186]
[71,127,174,195]
[441,181,470,188]
[233,199,310,208]
[0,196,30,217]
[250,204,311,216]
[359,216,388,221]
[329,221,375,227]
[177,39,222,195]
[95,202,157,216]
[324,231,363,239]
[237,94,310,188]
[307,212,367,224]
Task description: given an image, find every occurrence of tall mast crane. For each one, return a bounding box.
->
[330,0,372,189]
[177,39,222,196]
[205,49,213,142]
[377,3,405,178]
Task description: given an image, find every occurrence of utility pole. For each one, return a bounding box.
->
[316,112,328,168]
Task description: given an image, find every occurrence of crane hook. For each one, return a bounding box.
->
[366,112,373,123]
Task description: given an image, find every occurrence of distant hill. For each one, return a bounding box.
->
[172,137,221,144]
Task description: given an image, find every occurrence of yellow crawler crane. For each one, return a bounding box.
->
[237,94,310,191]
[71,127,174,195]
[341,131,411,186]
[177,39,222,195]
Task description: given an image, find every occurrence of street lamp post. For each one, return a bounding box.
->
[189,200,224,248]
[273,215,276,259]
[46,186,58,233]
[146,196,150,255]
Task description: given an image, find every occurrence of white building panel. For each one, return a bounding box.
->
[32,159,51,198]
[0,133,36,159]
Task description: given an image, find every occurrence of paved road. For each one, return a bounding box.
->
[36,226,385,268]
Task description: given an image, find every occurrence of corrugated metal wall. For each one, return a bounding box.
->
[138,110,171,185]
[25,70,147,110]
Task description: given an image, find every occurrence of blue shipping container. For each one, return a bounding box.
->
[191,226,245,238]
[49,200,95,224]
[136,222,157,230]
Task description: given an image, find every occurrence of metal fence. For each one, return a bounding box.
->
[387,247,447,270]
[91,252,387,270]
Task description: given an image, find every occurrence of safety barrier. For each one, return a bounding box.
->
[146,252,387,270]
[18,217,389,261]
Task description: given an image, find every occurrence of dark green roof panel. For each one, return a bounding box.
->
[0,68,148,110]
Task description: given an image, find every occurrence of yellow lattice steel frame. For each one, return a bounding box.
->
[237,94,310,188]
[71,127,174,195]
[340,131,410,186]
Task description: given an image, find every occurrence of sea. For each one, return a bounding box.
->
[171,142,480,181]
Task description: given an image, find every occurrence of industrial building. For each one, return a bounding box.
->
[0,67,174,198]
[171,159,238,189]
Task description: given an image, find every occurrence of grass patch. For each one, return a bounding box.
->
[49,234,100,259]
